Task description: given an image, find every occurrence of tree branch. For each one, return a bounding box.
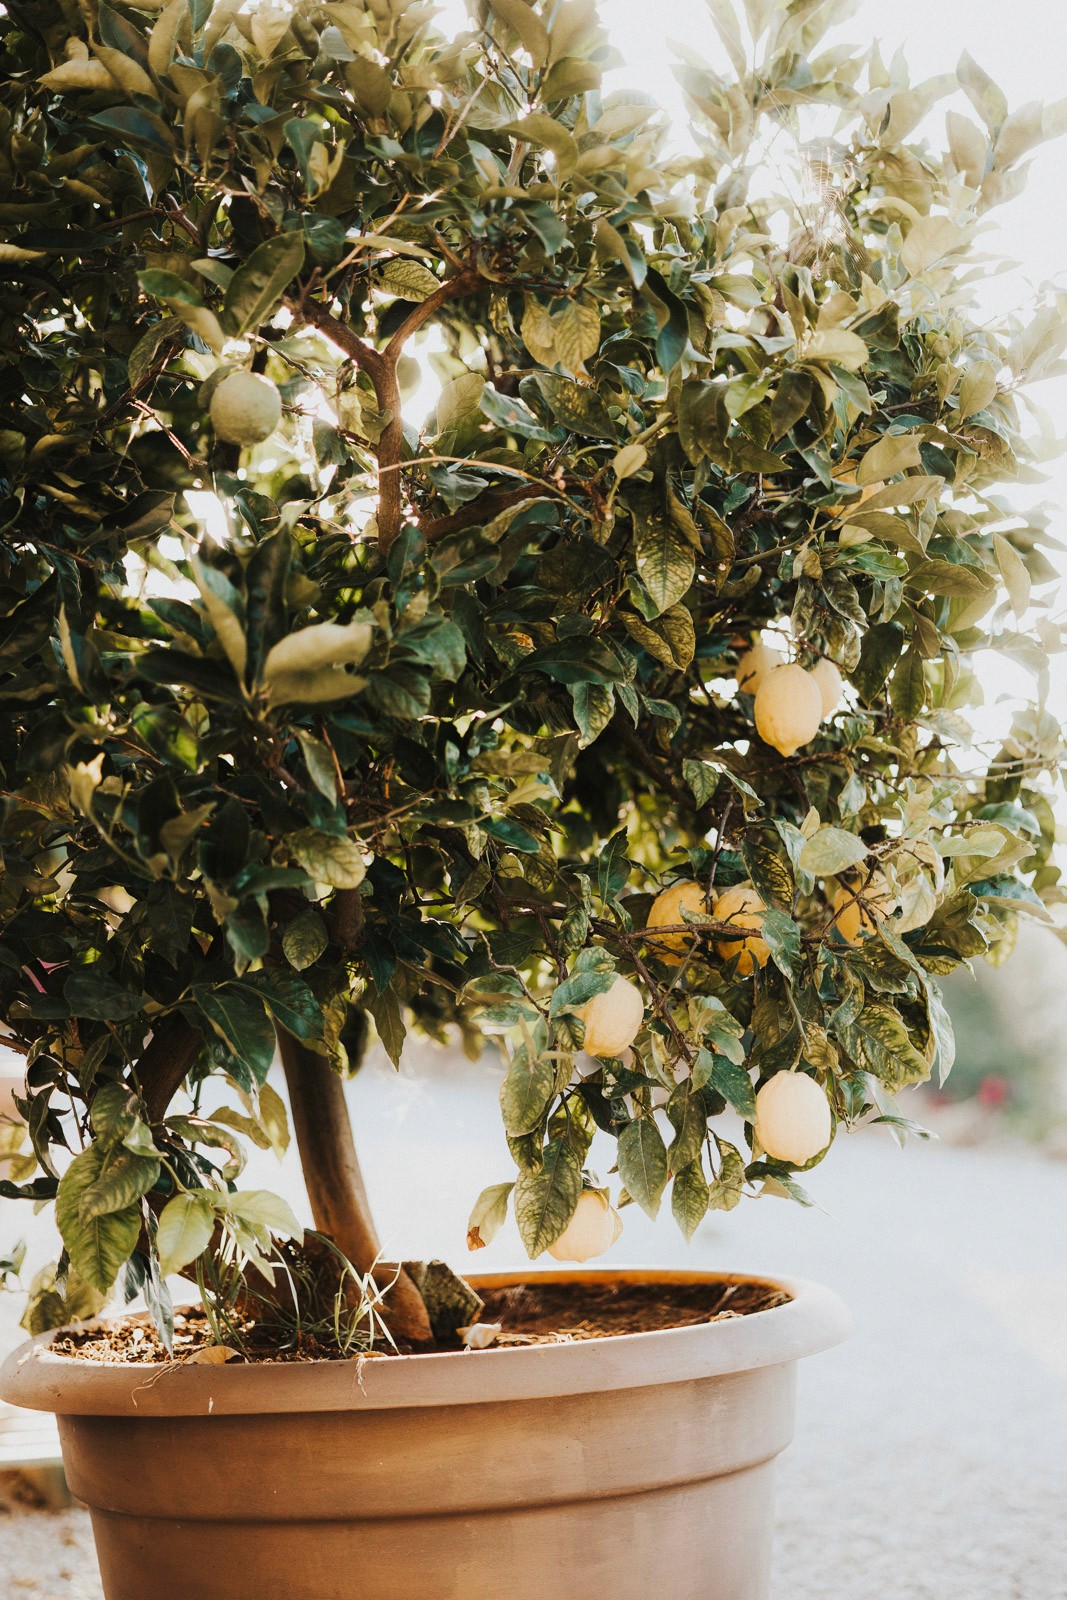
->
[384,266,482,361]
[278,1033,433,1345]
[417,482,545,542]
[138,1011,204,1123]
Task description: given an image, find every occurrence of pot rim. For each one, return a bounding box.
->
[0,1267,850,1417]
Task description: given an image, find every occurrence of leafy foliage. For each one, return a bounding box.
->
[0,0,1064,1317]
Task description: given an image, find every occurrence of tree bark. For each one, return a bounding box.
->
[139,1011,204,1123]
[278,1033,433,1344]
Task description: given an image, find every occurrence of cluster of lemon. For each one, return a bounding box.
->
[550,859,897,1258]
[736,638,842,758]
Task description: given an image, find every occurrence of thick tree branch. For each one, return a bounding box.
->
[297,300,386,384]
[278,1033,433,1345]
[384,266,482,360]
[417,482,545,541]
[138,1011,204,1123]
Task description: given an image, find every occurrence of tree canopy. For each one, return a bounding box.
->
[0,0,1064,1333]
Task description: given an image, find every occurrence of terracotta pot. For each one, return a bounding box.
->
[0,1269,849,1600]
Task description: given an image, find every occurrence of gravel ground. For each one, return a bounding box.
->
[2,1051,1065,1599]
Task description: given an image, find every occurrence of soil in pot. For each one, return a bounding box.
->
[49,1275,791,1364]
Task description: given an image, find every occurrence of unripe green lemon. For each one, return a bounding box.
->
[575,975,644,1058]
[832,870,896,944]
[209,371,282,446]
[713,883,769,975]
[754,1073,831,1165]
[736,638,783,695]
[809,657,843,719]
[547,1190,623,1263]
[646,880,712,965]
[754,663,823,756]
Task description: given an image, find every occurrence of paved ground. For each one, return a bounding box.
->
[2,1050,1066,1599]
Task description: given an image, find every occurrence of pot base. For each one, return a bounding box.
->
[90,1462,776,1600]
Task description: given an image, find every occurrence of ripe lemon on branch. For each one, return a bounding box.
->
[646,880,713,964]
[548,1189,623,1263]
[832,870,896,944]
[209,371,282,446]
[754,662,823,756]
[808,657,843,719]
[735,637,783,694]
[754,1073,831,1165]
[713,883,770,975]
[575,975,644,1057]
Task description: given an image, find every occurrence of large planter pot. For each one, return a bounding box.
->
[0,1268,848,1600]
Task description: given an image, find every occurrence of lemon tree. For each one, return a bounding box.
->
[0,0,1064,1344]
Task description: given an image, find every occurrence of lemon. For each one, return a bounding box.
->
[547,1190,623,1263]
[646,880,712,965]
[209,371,282,446]
[754,1072,831,1165]
[713,883,770,975]
[809,657,843,719]
[754,663,823,757]
[736,638,784,695]
[575,975,644,1058]
[832,870,895,944]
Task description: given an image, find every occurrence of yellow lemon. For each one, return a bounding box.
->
[209,371,282,446]
[646,880,712,965]
[548,1190,623,1263]
[754,663,823,756]
[736,638,784,695]
[832,871,896,944]
[754,1073,831,1165]
[575,975,644,1058]
[713,883,770,975]
[809,657,843,719]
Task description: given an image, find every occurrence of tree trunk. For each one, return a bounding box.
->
[278,1033,433,1344]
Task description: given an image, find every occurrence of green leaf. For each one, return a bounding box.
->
[683,759,719,808]
[366,984,406,1067]
[63,968,143,1021]
[282,908,328,971]
[672,1160,710,1242]
[223,234,305,337]
[622,604,695,670]
[289,828,366,888]
[708,1145,745,1211]
[618,1117,668,1219]
[378,259,441,302]
[890,648,927,718]
[56,1144,142,1295]
[633,507,695,616]
[241,972,322,1041]
[156,1192,216,1277]
[760,906,802,977]
[570,681,614,747]
[488,0,550,66]
[799,827,868,877]
[80,1147,160,1221]
[839,1001,930,1092]
[514,1139,582,1257]
[466,1181,514,1249]
[532,374,617,440]
[741,835,794,910]
[694,1048,756,1119]
[500,1048,557,1136]
[196,987,276,1085]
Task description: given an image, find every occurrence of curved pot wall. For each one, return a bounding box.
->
[0,1268,850,1600]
